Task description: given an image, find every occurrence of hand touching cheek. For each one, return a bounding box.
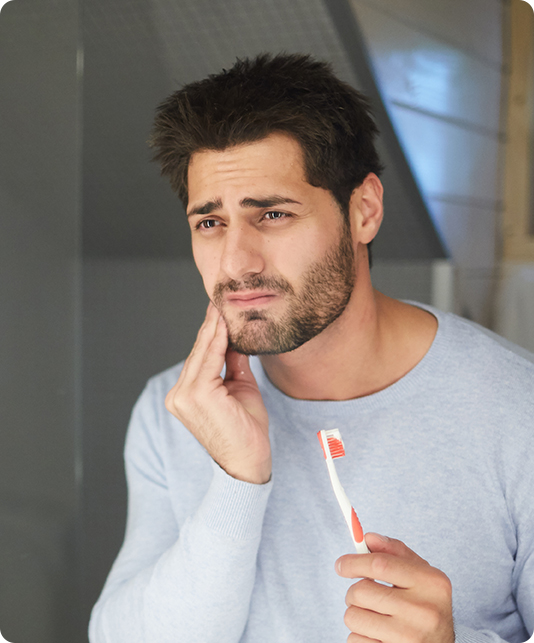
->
[165,303,271,485]
[336,533,454,643]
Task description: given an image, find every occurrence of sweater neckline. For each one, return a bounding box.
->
[250,302,449,416]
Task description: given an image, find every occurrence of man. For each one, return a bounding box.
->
[89,54,534,643]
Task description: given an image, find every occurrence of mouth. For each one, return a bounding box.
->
[225,291,279,308]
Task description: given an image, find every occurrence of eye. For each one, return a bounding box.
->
[263,211,289,221]
[196,218,222,230]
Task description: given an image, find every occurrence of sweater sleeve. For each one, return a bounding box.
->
[88,380,273,643]
[454,625,517,642]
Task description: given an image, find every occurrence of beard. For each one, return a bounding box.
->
[212,222,355,355]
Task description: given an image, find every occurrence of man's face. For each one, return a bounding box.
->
[187,133,356,355]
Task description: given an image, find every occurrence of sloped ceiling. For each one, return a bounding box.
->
[82,0,446,260]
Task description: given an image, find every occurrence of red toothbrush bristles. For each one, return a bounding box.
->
[317,430,346,459]
[326,436,345,459]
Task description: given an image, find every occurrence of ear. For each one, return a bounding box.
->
[349,173,383,244]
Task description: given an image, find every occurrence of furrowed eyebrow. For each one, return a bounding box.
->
[187,198,223,217]
[240,196,302,208]
[187,195,302,217]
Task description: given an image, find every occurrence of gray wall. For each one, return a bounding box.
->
[80,260,208,620]
[0,1,81,641]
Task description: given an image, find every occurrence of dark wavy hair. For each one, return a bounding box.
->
[149,52,383,234]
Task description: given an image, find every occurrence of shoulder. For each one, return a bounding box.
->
[144,360,186,400]
[412,301,534,370]
[125,359,212,473]
[442,310,534,372]
[413,304,534,421]
[124,361,186,423]
[125,360,186,448]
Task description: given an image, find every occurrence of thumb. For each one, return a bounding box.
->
[224,348,257,385]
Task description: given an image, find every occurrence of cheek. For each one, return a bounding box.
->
[192,244,220,296]
[275,231,333,276]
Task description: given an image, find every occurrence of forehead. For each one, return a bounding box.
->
[187,133,309,200]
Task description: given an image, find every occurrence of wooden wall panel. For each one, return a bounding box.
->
[502,0,534,261]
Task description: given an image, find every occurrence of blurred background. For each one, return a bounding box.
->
[1,0,533,640]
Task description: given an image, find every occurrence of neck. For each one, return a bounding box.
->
[259,261,438,401]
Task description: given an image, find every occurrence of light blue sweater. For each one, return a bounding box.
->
[89,306,534,643]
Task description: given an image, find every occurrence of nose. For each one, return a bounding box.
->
[220,224,265,281]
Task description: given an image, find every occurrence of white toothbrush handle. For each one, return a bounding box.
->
[325,457,369,554]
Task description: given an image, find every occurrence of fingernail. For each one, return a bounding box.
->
[374,533,390,542]
[335,559,342,575]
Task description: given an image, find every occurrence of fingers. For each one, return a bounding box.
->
[166,304,227,419]
[345,578,396,613]
[336,535,431,589]
[344,602,397,643]
[181,303,227,382]
[347,633,382,643]
[344,581,454,643]
[347,632,382,643]
[164,301,271,484]
[187,302,220,361]
[337,553,416,590]
[337,537,454,643]
[201,313,228,374]
[224,348,256,385]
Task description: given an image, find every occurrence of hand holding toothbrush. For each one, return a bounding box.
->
[317,430,453,642]
[336,534,454,643]
[165,302,271,485]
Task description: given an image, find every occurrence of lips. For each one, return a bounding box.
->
[225,291,278,308]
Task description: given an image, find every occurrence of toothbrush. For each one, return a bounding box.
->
[317,429,369,554]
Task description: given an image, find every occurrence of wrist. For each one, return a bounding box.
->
[222,457,272,485]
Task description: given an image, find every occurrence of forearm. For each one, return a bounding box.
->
[89,463,272,643]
